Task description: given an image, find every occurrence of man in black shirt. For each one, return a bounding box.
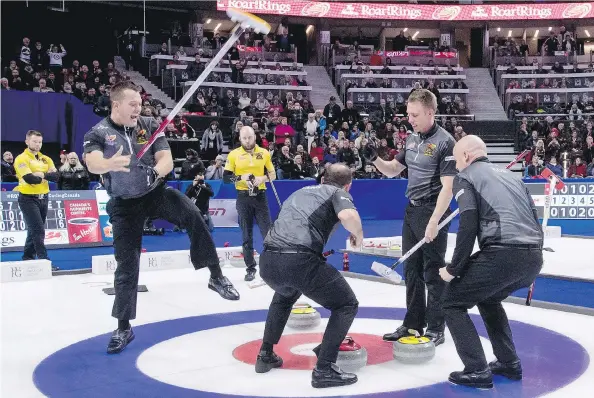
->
[440,136,543,389]
[185,171,214,232]
[255,164,363,389]
[83,81,239,355]
[363,89,456,346]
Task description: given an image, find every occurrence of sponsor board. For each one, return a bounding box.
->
[1,259,53,283]
[0,191,106,250]
[217,1,594,21]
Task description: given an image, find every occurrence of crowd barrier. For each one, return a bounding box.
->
[2,178,592,253]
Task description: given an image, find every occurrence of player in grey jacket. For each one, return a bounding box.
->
[440,135,543,389]
[83,81,239,355]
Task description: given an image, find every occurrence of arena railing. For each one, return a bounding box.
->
[494,65,594,91]
[149,54,303,78]
[178,81,312,105]
[334,64,463,87]
[512,112,594,151]
[347,87,469,112]
[489,51,592,76]
[504,87,594,112]
[332,48,459,68]
[162,64,308,98]
[338,73,467,96]
[491,50,589,67]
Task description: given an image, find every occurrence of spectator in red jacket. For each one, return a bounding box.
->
[568,157,587,177]
[274,117,295,146]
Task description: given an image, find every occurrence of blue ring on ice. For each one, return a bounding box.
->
[33,307,589,397]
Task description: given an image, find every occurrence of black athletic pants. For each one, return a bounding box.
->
[236,190,271,270]
[442,247,542,372]
[259,251,359,368]
[401,202,451,333]
[106,184,222,321]
[18,193,49,261]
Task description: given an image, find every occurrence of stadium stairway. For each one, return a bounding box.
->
[114,56,177,109]
[486,142,523,174]
[304,65,343,110]
[465,68,508,121]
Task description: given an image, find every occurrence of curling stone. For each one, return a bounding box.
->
[229,251,259,267]
[336,336,367,372]
[362,242,375,254]
[387,244,402,257]
[286,303,321,329]
[229,253,245,268]
[392,335,435,364]
[374,243,388,255]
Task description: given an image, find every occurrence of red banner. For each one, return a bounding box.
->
[217,1,594,21]
[237,45,262,52]
[374,51,458,58]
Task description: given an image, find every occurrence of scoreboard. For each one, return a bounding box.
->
[527,181,594,220]
[0,190,113,251]
[0,199,67,232]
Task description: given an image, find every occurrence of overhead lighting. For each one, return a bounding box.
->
[533,29,539,40]
[206,19,212,24]
[214,22,221,32]
[306,25,314,35]
[508,30,512,37]
[586,29,591,38]
[497,27,501,32]
[403,28,408,32]
[412,31,419,39]
[548,27,552,31]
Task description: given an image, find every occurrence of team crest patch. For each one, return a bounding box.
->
[255,153,263,160]
[105,134,117,145]
[136,129,148,144]
[424,143,437,157]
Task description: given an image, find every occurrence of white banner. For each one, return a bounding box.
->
[320,30,331,44]
[209,199,238,227]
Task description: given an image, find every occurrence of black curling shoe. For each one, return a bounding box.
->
[382,325,421,342]
[424,330,445,346]
[255,351,283,373]
[312,363,358,389]
[106,327,135,354]
[448,369,493,389]
[489,359,523,380]
[208,276,240,300]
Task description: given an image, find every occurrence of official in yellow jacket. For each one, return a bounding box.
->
[13,130,59,261]
[223,126,276,281]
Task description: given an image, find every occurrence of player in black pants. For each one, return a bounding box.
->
[83,81,239,355]
[440,136,543,389]
[363,89,457,346]
[255,164,363,389]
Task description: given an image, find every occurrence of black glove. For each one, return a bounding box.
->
[145,167,163,189]
[362,142,379,163]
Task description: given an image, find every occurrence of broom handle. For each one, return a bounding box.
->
[391,149,530,271]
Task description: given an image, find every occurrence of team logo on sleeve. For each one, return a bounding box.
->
[136,129,147,144]
[455,189,464,201]
[423,143,437,157]
[17,162,28,169]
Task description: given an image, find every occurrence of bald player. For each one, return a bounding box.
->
[439,135,543,389]
[224,126,276,281]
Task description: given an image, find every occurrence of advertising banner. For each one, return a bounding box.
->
[216,1,594,21]
[0,191,109,251]
[209,199,239,227]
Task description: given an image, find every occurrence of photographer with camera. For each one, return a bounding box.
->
[185,171,215,232]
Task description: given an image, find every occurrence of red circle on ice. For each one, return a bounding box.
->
[232,333,392,370]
